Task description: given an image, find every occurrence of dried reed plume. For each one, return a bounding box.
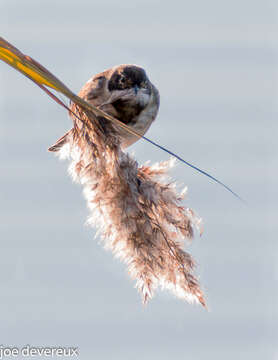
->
[54,104,206,307]
[0,37,206,306]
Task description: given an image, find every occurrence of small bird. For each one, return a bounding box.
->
[48,64,160,151]
[0,38,242,201]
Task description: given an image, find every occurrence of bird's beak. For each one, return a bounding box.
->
[133,85,139,95]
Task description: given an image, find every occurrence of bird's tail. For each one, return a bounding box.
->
[48,129,74,152]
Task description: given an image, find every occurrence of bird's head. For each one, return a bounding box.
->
[108,64,152,97]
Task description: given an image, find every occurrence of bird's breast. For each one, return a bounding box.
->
[112,90,150,125]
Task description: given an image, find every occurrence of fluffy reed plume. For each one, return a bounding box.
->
[0,36,207,306]
[56,104,206,307]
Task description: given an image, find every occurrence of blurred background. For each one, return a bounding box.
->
[0,0,277,359]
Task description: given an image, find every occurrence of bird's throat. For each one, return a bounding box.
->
[112,98,145,124]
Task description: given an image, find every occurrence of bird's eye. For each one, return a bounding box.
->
[108,72,128,91]
[116,76,127,89]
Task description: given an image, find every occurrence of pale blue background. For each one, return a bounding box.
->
[0,1,277,359]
